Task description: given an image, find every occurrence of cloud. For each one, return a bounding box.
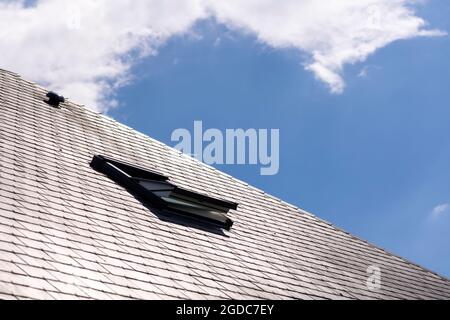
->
[358,65,382,78]
[208,0,445,93]
[0,0,445,111]
[431,203,449,220]
[358,67,370,79]
[0,0,207,112]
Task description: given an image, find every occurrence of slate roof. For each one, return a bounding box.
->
[0,68,449,300]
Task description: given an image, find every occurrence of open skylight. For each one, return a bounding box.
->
[90,155,237,230]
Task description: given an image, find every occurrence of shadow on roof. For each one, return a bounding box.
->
[134,194,230,237]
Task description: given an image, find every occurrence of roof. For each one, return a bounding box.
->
[0,68,449,300]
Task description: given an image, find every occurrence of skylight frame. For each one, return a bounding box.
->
[90,155,236,230]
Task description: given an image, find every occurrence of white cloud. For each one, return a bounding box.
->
[208,0,445,93]
[431,203,449,220]
[358,65,381,78]
[0,0,207,111]
[358,67,370,78]
[0,0,445,111]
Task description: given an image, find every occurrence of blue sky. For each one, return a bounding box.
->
[1,0,449,278]
[106,3,450,277]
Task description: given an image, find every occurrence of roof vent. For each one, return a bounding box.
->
[45,92,65,108]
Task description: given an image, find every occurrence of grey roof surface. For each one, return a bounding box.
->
[0,68,449,300]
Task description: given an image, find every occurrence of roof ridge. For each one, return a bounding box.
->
[60,96,450,283]
[74,104,450,283]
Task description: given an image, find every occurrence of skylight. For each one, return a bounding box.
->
[90,155,237,230]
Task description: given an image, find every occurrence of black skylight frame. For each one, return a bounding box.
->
[90,155,237,230]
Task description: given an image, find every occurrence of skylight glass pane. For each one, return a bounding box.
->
[136,179,174,197]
